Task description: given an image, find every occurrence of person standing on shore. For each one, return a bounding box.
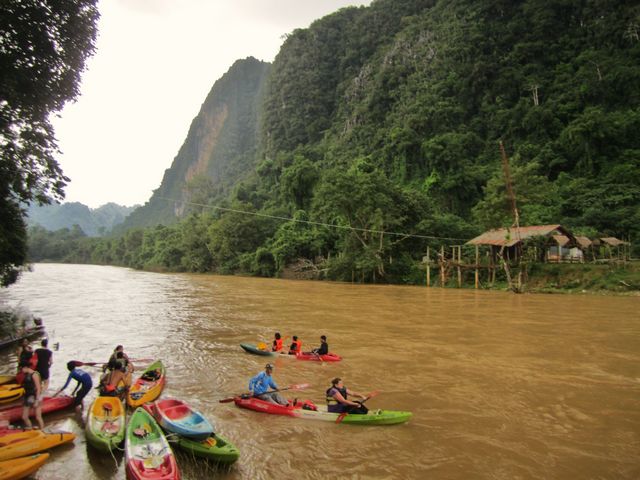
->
[34,338,53,392]
[20,360,44,429]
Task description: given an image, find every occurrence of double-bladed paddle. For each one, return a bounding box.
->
[335,390,380,423]
[219,382,311,404]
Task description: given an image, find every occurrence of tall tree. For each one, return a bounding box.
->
[0,0,99,286]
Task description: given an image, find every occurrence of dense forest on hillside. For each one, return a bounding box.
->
[28,0,640,284]
[26,202,136,236]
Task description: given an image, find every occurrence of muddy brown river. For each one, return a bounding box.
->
[0,263,638,479]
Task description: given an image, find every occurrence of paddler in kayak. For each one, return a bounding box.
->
[272,333,284,352]
[247,363,289,406]
[305,335,328,356]
[326,377,369,414]
[288,336,302,355]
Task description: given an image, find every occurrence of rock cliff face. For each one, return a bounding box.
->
[118,57,270,230]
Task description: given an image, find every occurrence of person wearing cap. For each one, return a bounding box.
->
[54,361,93,410]
[20,360,45,429]
[248,363,288,406]
[326,377,369,414]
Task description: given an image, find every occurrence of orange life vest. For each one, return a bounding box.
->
[290,340,302,354]
[273,338,283,352]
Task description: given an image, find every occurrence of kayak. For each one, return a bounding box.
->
[150,399,213,441]
[0,452,49,480]
[0,395,74,422]
[127,360,166,408]
[0,429,75,461]
[295,352,342,362]
[0,385,24,404]
[144,403,239,464]
[171,433,240,465]
[86,396,126,452]
[240,343,275,357]
[0,375,16,386]
[125,407,180,480]
[234,396,412,425]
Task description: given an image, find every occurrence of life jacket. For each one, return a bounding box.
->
[326,386,348,406]
[272,338,283,352]
[289,339,302,354]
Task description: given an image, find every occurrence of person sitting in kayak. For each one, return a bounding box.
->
[288,336,302,355]
[20,359,45,429]
[248,363,288,406]
[272,333,283,352]
[306,335,328,356]
[54,361,93,410]
[326,377,369,414]
[107,345,133,375]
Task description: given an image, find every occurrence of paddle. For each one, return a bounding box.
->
[335,390,380,424]
[218,383,311,404]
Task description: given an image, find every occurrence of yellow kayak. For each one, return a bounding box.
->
[0,430,75,461]
[0,385,24,404]
[127,360,165,408]
[0,453,49,480]
[0,375,16,386]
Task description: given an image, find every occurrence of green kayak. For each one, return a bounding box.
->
[171,433,240,464]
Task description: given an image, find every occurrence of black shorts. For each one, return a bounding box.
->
[24,394,36,407]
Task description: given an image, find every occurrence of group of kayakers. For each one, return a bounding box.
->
[12,341,134,430]
[249,334,372,415]
[269,332,329,356]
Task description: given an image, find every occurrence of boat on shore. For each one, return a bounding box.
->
[86,396,126,452]
[127,360,165,408]
[0,395,74,423]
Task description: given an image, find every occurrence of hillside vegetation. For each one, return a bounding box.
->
[28,0,640,286]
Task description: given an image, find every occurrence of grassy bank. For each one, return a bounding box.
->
[523,262,640,295]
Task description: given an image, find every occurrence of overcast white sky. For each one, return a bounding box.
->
[52,0,372,209]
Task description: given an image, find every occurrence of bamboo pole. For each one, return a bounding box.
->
[475,245,479,289]
[426,247,431,288]
[457,246,462,288]
[440,245,445,287]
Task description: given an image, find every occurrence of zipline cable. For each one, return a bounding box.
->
[158,196,472,243]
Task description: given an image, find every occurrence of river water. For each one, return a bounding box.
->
[0,263,638,479]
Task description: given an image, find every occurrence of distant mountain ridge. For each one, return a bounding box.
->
[26,202,137,236]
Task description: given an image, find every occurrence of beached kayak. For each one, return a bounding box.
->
[233,396,411,425]
[0,395,74,422]
[0,429,75,461]
[239,343,276,357]
[86,396,126,452]
[125,407,180,480]
[0,375,16,386]
[127,360,166,408]
[150,398,213,441]
[0,385,24,404]
[144,401,239,464]
[0,452,49,480]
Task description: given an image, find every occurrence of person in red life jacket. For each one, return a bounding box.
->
[16,339,37,384]
[20,359,45,429]
[272,332,283,352]
[288,336,302,355]
[326,377,369,414]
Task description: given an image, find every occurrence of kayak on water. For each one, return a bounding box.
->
[240,343,276,357]
[127,360,166,408]
[240,344,342,362]
[0,429,75,461]
[0,375,16,386]
[233,396,411,425]
[144,402,240,465]
[150,398,213,441]
[0,384,24,404]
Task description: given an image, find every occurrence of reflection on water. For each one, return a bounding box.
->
[0,263,639,479]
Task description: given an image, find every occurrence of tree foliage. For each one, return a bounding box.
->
[1,0,99,285]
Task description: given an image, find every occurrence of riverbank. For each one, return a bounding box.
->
[519,262,640,295]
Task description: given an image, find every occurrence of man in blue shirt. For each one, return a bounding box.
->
[54,361,93,410]
[248,363,288,405]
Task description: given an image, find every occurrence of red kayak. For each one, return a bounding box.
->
[296,352,342,362]
[0,395,74,423]
[233,396,317,417]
